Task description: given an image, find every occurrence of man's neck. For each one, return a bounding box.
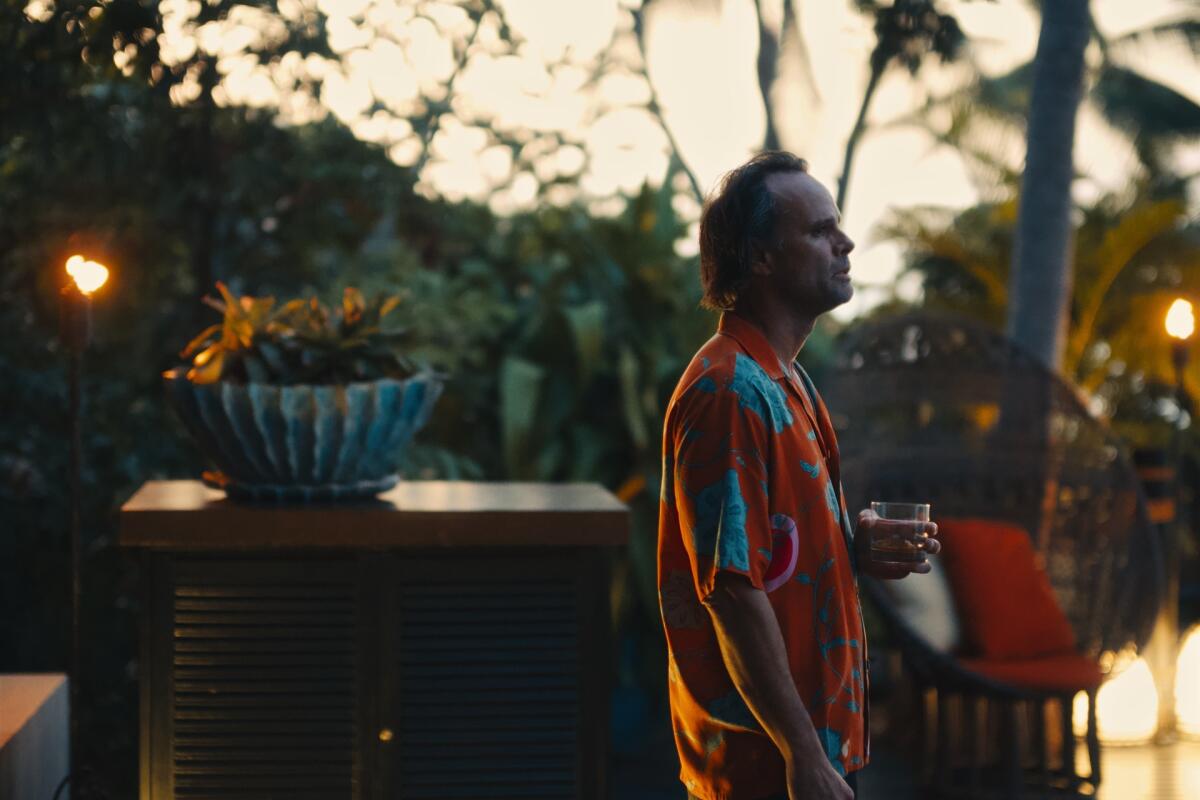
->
[731,299,816,371]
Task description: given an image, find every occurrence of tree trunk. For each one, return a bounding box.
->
[835,57,883,215]
[753,0,781,151]
[1006,0,1091,371]
[190,58,219,305]
[1002,0,1091,598]
[633,4,705,205]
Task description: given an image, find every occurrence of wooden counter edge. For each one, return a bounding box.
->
[118,480,631,549]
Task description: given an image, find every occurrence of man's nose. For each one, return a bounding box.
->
[839,231,855,255]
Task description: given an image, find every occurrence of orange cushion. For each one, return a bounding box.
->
[938,517,1076,659]
[961,654,1103,692]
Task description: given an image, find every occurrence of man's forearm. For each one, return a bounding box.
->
[703,574,826,764]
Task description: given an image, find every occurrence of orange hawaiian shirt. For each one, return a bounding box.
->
[657,312,868,800]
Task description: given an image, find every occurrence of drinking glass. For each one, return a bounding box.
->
[869,501,930,565]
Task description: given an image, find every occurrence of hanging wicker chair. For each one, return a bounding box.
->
[821,312,1165,798]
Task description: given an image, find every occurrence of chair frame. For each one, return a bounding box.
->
[821,312,1164,798]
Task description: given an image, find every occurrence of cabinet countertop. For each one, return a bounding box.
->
[119,480,630,549]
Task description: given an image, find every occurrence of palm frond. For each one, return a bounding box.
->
[875,203,1012,308]
[975,58,1034,121]
[1109,17,1200,59]
[1093,64,1200,143]
[886,90,1024,195]
[1067,199,1189,370]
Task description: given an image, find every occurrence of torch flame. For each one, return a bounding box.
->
[66,255,109,295]
[1166,299,1195,341]
[1074,653,1158,746]
[1178,625,1200,738]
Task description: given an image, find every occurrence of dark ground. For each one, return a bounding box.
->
[611,742,920,800]
[607,698,1200,800]
[607,693,921,800]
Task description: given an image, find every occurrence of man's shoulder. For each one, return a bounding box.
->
[671,335,746,403]
[669,337,788,425]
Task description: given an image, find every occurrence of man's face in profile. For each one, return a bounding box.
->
[759,171,856,317]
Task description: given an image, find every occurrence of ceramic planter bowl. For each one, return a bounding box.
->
[164,369,443,502]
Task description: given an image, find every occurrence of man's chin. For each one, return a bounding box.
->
[831,282,854,309]
[792,283,854,318]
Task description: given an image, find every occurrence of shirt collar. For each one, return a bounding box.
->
[717,312,787,380]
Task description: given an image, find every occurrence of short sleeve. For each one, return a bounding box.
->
[670,381,774,601]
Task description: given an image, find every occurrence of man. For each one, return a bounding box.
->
[657,151,940,800]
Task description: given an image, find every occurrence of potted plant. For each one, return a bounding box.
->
[164,283,443,501]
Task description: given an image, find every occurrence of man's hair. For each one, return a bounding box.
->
[698,151,809,311]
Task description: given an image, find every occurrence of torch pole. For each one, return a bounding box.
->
[60,285,91,796]
[1157,341,1190,742]
[69,344,83,789]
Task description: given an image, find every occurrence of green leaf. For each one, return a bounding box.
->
[567,427,607,481]
[215,282,240,317]
[1110,18,1200,58]
[976,59,1033,122]
[1093,64,1200,144]
[563,301,606,388]
[617,344,649,452]
[342,287,365,323]
[188,349,225,385]
[499,356,545,479]
[180,324,221,358]
[379,295,402,317]
[535,438,564,480]
[277,298,308,318]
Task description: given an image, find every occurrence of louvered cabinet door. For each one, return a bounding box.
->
[379,552,608,800]
[144,557,371,800]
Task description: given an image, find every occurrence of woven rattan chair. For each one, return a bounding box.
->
[821,313,1165,798]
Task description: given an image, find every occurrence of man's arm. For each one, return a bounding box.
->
[703,573,853,800]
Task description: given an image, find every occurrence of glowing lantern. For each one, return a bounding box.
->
[65,254,109,295]
[1166,298,1195,341]
[1178,625,1200,738]
[1073,655,1159,745]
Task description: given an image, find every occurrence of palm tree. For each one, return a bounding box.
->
[1088,11,1200,184]
[838,0,966,212]
[908,4,1200,197]
[895,1,1200,370]
[633,0,967,210]
[876,184,1200,408]
[1005,0,1091,371]
[633,0,821,203]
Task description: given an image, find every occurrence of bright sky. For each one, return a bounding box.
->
[640,0,1199,318]
[109,0,1200,318]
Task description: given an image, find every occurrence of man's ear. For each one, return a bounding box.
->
[749,244,773,277]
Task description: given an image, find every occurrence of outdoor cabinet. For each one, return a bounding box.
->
[120,480,629,800]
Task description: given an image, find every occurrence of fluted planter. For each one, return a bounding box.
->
[163,369,443,501]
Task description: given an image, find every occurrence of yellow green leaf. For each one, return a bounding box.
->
[343,287,365,322]
[192,342,219,367]
[216,282,239,312]
[188,350,225,384]
[180,324,221,357]
[380,296,402,317]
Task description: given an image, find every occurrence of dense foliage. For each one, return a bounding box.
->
[877,180,1200,444]
[0,2,753,794]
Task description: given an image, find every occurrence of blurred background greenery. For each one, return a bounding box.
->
[2,1,1198,796]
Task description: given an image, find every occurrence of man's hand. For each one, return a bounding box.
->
[786,755,854,800]
[854,509,941,580]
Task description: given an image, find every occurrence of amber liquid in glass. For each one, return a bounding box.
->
[869,502,930,564]
[870,533,924,562]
